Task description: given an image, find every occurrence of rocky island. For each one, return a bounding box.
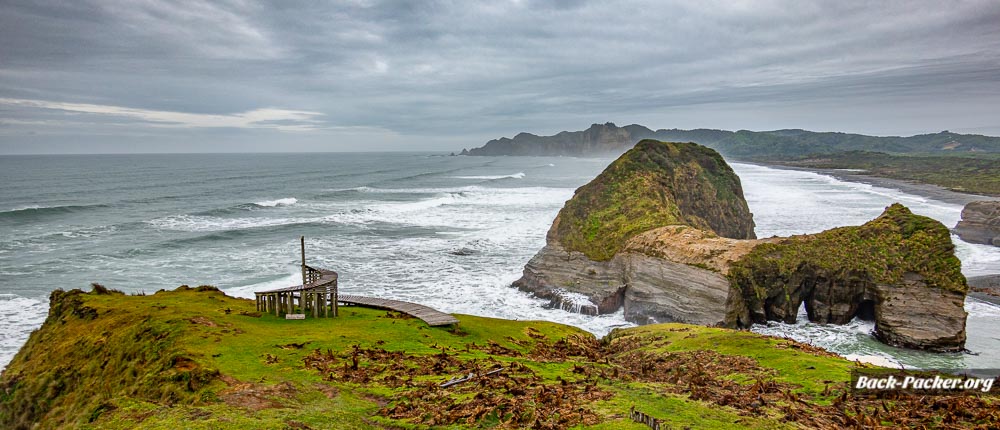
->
[953,201,1000,246]
[515,140,968,351]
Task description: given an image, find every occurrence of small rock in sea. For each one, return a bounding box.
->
[449,248,477,256]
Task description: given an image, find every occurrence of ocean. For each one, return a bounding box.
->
[1,153,998,371]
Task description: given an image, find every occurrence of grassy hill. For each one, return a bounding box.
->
[2,286,996,429]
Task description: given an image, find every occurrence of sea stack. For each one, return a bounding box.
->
[514,140,968,351]
[953,201,1000,246]
[513,139,756,326]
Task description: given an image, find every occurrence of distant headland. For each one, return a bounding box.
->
[459,123,1000,196]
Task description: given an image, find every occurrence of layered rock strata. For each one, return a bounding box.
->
[953,201,1000,246]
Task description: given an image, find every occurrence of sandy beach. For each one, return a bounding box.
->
[757,163,1000,206]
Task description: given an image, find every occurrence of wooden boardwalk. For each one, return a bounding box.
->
[339,294,459,326]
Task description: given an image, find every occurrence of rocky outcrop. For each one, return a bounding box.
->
[553,139,755,262]
[513,226,741,326]
[967,274,1000,305]
[514,140,757,326]
[515,140,968,351]
[725,204,967,351]
[953,201,1000,246]
[871,274,967,351]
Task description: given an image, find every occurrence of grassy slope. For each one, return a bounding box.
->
[2,287,994,429]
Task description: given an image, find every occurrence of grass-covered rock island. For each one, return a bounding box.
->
[516,140,968,351]
[2,286,996,429]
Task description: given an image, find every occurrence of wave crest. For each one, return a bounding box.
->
[452,172,526,180]
[254,197,297,207]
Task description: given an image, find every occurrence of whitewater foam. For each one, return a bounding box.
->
[146,214,310,232]
[255,197,298,207]
[0,294,49,371]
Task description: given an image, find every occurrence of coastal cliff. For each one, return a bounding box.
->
[515,140,968,351]
[14,285,989,429]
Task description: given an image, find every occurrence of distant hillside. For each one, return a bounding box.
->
[461,123,1000,159]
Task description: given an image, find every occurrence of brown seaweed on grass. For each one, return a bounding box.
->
[302,343,611,429]
[302,337,1000,429]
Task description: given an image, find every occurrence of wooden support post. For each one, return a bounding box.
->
[313,292,320,318]
[300,236,307,286]
[274,294,280,317]
[333,283,338,317]
[286,292,293,315]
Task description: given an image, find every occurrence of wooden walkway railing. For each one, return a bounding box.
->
[255,264,339,318]
[254,266,458,326]
[339,294,459,326]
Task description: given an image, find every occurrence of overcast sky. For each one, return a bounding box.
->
[2,0,999,154]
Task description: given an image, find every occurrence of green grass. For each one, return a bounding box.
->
[2,286,993,429]
[729,203,965,296]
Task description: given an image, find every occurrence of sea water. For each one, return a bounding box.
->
[1,153,997,370]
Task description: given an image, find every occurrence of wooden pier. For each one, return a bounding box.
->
[254,237,458,327]
[339,294,459,326]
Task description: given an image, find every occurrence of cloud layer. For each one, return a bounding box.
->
[2,0,999,153]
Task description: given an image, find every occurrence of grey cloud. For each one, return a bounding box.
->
[2,0,1000,153]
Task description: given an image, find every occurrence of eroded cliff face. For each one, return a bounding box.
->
[512,225,743,325]
[514,140,968,351]
[953,200,1000,246]
[725,204,967,351]
[514,140,757,326]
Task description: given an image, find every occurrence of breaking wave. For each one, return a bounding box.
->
[452,172,526,180]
